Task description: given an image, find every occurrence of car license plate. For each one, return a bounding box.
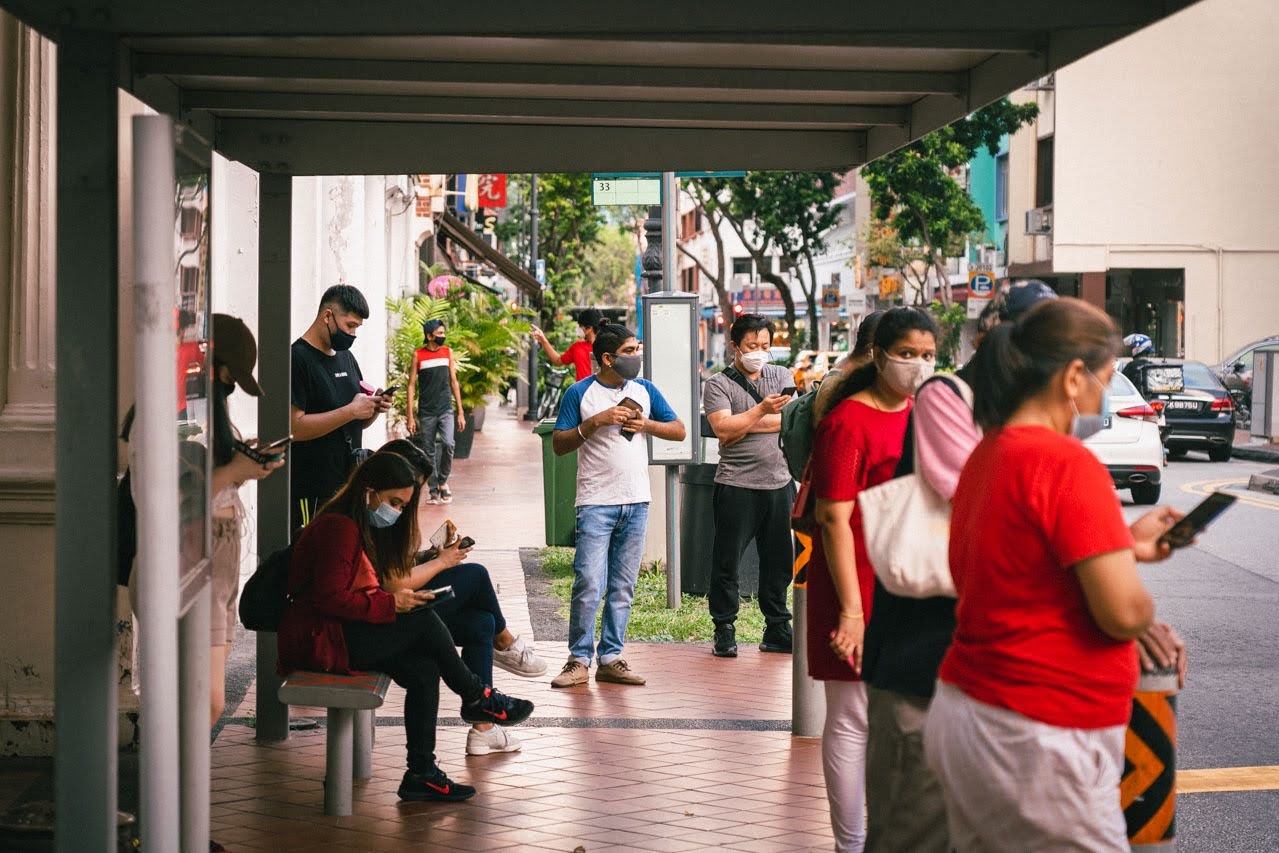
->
[1166,400,1199,410]
[1102,415,1112,429]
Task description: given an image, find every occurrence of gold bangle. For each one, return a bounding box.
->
[840,611,863,620]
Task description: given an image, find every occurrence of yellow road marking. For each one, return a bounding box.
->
[1178,765,1279,794]
[1181,477,1279,512]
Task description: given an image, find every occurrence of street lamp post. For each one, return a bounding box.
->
[524,173,541,421]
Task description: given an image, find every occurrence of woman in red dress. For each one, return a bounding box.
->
[807,307,938,853]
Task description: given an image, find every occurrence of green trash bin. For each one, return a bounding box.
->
[533,419,577,547]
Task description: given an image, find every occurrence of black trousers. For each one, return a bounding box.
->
[428,563,508,685]
[709,481,795,627]
[343,607,484,773]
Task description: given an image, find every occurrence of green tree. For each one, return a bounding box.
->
[678,183,734,357]
[495,174,605,322]
[700,172,843,351]
[862,98,1039,307]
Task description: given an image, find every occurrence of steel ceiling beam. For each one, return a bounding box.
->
[215,118,867,176]
[1,0,1203,39]
[181,91,910,129]
[136,54,965,96]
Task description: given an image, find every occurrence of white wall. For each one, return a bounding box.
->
[1052,0,1279,360]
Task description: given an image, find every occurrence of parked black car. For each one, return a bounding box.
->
[1122,358,1236,462]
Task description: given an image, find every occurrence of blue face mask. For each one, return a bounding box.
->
[1071,371,1110,440]
[366,500,403,529]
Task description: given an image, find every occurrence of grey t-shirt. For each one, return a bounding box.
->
[702,363,793,490]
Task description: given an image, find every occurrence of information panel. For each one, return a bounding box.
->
[592,176,661,206]
[643,292,700,465]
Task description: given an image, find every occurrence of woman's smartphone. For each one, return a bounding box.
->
[234,436,290,464]
[410,585,455,612]
[1160,491,1237,549]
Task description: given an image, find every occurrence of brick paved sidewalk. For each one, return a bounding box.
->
[214,405,835,852]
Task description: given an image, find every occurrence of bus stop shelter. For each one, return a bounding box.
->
[0,1,1200,849]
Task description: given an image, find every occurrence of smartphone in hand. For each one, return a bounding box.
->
[1160,491,1237,549]
[618,396,644,442]
[410,585,456,612]
[234,436,290,464]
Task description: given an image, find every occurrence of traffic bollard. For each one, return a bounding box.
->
[1121,666,1179,850]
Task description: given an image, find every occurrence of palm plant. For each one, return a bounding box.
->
[386,278,531,432]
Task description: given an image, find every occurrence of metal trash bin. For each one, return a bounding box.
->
[533,419,577,547]
[678,463,758,597]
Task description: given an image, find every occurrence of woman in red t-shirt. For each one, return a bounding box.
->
[925,299,1182,852]
[531,307,605,381]
[807,307,938,853]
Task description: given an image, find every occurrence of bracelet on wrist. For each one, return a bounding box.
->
[577,424,587,441]
[840,610,863,620]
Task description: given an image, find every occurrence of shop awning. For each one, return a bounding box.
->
[437,210,542,304]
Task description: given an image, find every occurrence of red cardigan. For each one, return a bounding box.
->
[276,513,397,675]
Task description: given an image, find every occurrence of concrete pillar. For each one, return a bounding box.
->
[255,172,293,741]
[54,27,121,853]
[0,13,59,756]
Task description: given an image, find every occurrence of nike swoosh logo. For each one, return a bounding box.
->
[491,709,507,721]
[427,781,450,794]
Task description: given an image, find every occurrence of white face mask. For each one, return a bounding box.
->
[880,355,935,396]
[738,350,771,374]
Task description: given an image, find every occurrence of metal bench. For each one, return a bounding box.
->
[277,670,390,816]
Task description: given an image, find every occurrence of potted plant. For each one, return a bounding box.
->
[387,275,531,459]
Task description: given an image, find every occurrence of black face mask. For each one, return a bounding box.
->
[327,314,357,352]
[432,334,446,345]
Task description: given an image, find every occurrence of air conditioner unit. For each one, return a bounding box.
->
[1025,207,1053,236]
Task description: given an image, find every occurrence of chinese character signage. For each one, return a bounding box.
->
[476,173,507,208]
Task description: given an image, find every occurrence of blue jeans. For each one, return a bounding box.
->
[568,502,650,666]
[415,411,455,491]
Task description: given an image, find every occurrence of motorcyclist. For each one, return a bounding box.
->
[1122,333,1156,390]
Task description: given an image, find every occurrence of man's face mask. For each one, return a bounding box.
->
[610,352,643,381]
[327,312,357,352]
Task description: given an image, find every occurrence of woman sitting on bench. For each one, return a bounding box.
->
[278,452,534,802]
[376,439,548,757]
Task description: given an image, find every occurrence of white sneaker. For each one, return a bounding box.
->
[493,637,548,677]
[466,725,522,756]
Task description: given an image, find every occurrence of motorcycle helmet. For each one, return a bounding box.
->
[1124,333,1154,358]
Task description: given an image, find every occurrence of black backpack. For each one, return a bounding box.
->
[239,545,307,631]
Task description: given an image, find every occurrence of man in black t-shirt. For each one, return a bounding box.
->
[290,284,392,530]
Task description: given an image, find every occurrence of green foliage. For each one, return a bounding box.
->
[862,99,1039,302]
[699,172,844,350]
[494,174,607,321]
[386,281,531,422]
[928,300,969,370]
[539,548,782,643]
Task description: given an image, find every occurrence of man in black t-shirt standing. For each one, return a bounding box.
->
[290,284,392,530]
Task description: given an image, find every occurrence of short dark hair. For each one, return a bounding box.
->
[576,308,605,331]
[319,284,370,320]
[592,323,636,364]
[730,313,775,347]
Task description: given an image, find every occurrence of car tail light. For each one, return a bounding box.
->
[1148,400,1165,413]
[1210,397,1234,413]
[1116,403,1160,423]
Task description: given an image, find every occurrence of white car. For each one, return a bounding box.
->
[1084,369,1164,504]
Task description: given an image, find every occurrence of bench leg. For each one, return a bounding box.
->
[325,708,354,816]
[354,709,374,779]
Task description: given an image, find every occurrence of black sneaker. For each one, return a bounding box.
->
[461,686,534,727]
[398,767,476,802]
[759,623,793,654]
[713,624,738,658]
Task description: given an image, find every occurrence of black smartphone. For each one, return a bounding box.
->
[457,536,475,549]
[780,386,798,397]
[619,396,643,441]
[261,435,292,451]
[381,385,400,397]
[234,438,289,465]
[1160,491,1237,549]
[411,585,455,612]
